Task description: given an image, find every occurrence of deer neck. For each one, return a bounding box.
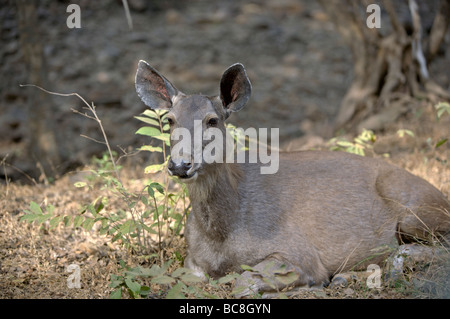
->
[186,162,243,240]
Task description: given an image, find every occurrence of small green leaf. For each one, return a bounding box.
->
[150,182,165,195]
[30,201,43,215]
[140,264,164,277]
[180,273,203,283]
[136,126,162,137]
[435,101,450,119]
[336,141,354,148]
[118,220,132,235]
[109,274,124,288]
[397,129,415,138]
[88,204,97,218]
[134,116,160,127]
[139,285,151,297]
[145,164,164,174]
[49,216,63,230]
[151,275,175,285]
[231,285,248,296]
[139,145,163,153]
[436,138,448,148]
[166,282,186,299]
[154,109,168,117]
[274,271,300,286]
[171,267,189,278]
[63,215,73,227]
[46,204,55,215]
[36,213,52,225]
[141,195,148,206]
[147,186,154,197]
[110,288,122,299]
[20,214,38,223]
[218,273,238,284]
[151,133,171,146]
[125,278,141,295]
[82,217,96,231]
[141,109,161,119]
[240,265,255,271]
[73,215,83,228]
[141,224,159,235]
[74,181,87,188]
[262,277,277,290]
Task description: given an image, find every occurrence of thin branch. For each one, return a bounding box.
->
[71,108,97,121]
[122,0,133,30]
[79,134,107,145]
[20,84,122,184]
[0,154,38,186]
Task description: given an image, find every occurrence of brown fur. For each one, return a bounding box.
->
[135,61,450,294]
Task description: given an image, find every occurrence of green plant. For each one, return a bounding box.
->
[396,129,415,138]
[328,129,377,156]
[18,87,193,298]
[435,101,450,120]
[20,104,188,258]
[433,102,450,150]
[109,258,242,299]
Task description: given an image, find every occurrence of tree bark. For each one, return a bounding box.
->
[17,0,62,181]
[318,0,450,133]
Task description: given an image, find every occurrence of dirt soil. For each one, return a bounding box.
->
[1,0,449,299]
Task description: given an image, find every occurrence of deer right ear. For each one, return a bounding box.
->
[220,63,252,118]
[135,60,179,110]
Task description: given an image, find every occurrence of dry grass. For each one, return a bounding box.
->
[0,101,449,299]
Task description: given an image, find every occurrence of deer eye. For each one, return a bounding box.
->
[167,117,174,126]
[207,117,218,127]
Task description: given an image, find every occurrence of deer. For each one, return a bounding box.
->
[135,60,450,297]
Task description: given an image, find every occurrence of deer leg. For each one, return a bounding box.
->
[233,255,318,298]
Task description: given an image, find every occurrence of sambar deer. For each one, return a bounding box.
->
[135,60,450,296]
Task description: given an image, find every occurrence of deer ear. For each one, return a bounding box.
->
[135,60,179,110]
[220,63,252,118]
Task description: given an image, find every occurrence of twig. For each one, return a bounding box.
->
[0,153,38,186]
[20,83,145,252]
[1,154,10,198]
[122,0,133,30]
[71,108,97,121]
[80,134,107,145]
[20,84,122,184]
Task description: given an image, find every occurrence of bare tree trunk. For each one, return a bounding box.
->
[318,0,450,133]
[17,0,62,181]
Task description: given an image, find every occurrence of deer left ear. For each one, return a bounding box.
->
[135,60,180,110]
[219,63,252,118]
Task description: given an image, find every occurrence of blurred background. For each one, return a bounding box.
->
[1,0,449,183]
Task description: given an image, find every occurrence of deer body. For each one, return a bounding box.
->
[135,61,450,294]
[185,150,449,285]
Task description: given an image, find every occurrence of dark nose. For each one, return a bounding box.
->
[168,159,192,177]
